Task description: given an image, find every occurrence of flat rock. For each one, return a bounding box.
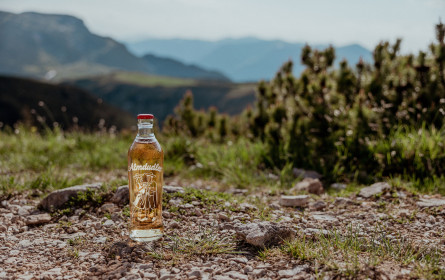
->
[293,168,322,179]
[25,213,52,225]
[111,185,129,205]
[279,195,309,207]
[291,178,324,195]
[234,221,295,248]
[39,183,102,210]
[309,200,326,211]
[358,182,390,198]
[163,185,184,193]
[417,198,445,207]
[331,183,347,190]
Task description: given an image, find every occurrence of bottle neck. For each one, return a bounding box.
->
[136,119,155,139]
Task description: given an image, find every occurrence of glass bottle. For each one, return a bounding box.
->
[127,114,164,241]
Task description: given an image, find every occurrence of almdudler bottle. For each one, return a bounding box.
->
[128,114,164,241]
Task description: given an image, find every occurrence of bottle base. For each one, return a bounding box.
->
[130,228,163,242]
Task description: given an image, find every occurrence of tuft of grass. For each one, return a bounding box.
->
[282,225,444,278]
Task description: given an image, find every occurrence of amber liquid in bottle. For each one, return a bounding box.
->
[128,115,164,242]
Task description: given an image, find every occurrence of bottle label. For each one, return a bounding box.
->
[129,164,163,222]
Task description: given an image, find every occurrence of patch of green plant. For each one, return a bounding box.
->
[283,225,444,278]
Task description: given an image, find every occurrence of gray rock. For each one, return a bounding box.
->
[217,213,230,222]
[100,203,118,213]
[309,200,326,211]
[293,168,322,179]
[93,236,107,244]
[291,178,324,195]
[223,271,248,280]
[163,185,185,193]
[25,213,52,225]
[250,269,266,277]
[142,272,157,279]
[279,195,309,207]
[103,219,115,227]
[39,183,102,210]
[239,203,258,211]
[417,198,445,207]
[331,183,347,190]
[235,221,295,248]
[358,182,390,198]
[169,221,180,229]
[188,269,203,278]
[269,203,281,210]
[159,274,174,280]
[111,185,129,205]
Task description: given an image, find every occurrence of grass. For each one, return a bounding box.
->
[146,226,240,262]
[111,71,197,87]
[282,225,444,278]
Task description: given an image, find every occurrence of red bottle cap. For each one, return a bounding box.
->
[137,114,154,119]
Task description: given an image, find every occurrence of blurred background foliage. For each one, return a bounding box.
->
[162,22,445,185]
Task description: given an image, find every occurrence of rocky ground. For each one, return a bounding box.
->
[0,178,444,280]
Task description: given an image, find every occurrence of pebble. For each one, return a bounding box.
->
[279,195,309,207]
[224,271,248,280]
[358,182,390,198]
[25,213,52,226]
[103,220,115,227]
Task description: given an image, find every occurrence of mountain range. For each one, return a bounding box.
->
[0,75,134,130]
[0,11,228,81]
[126,38,373,82]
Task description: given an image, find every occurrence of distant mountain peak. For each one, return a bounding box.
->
[0,11,228,82]
[126,37,372,82]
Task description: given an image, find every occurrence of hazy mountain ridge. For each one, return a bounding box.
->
[68,73,256,123]
[0,11,228,81]
[127,38,372,82]
[0,75,134,130]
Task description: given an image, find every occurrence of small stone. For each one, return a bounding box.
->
[93,236,107,243]
[39,183,102,210]
[180,203,193,209]
[334,197,353,206]
[218,213,230,222]
[330,183,347,190]
[269,203,280,210]
[169,221,180,229]
[25,213,52,226]
[143,272,157,279]
[309,200,326,211]
[417,198,445,207]
[100,203,118,213]
[240,203,257,211]
[278,269,294,278]
[111,185,129,205]
[103,219,115,227]
[358,182,390,198]
[291,178,324,195]
[230,256,248,263]
[188,269,202,278]
[279,195,309,207]
[163,185,184,193]
[224,271,248,280]
[169,198,183,207]
[250,269,266,277]
[193,209,203,216]
[244,266,253,273]
[18,239,33,248]
[159,274,174,280]
[0,225,7,232]
[16,206,30,216]
[293,168,322,179]
[235,221,295,248]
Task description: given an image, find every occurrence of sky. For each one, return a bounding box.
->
[0,0,444,53]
